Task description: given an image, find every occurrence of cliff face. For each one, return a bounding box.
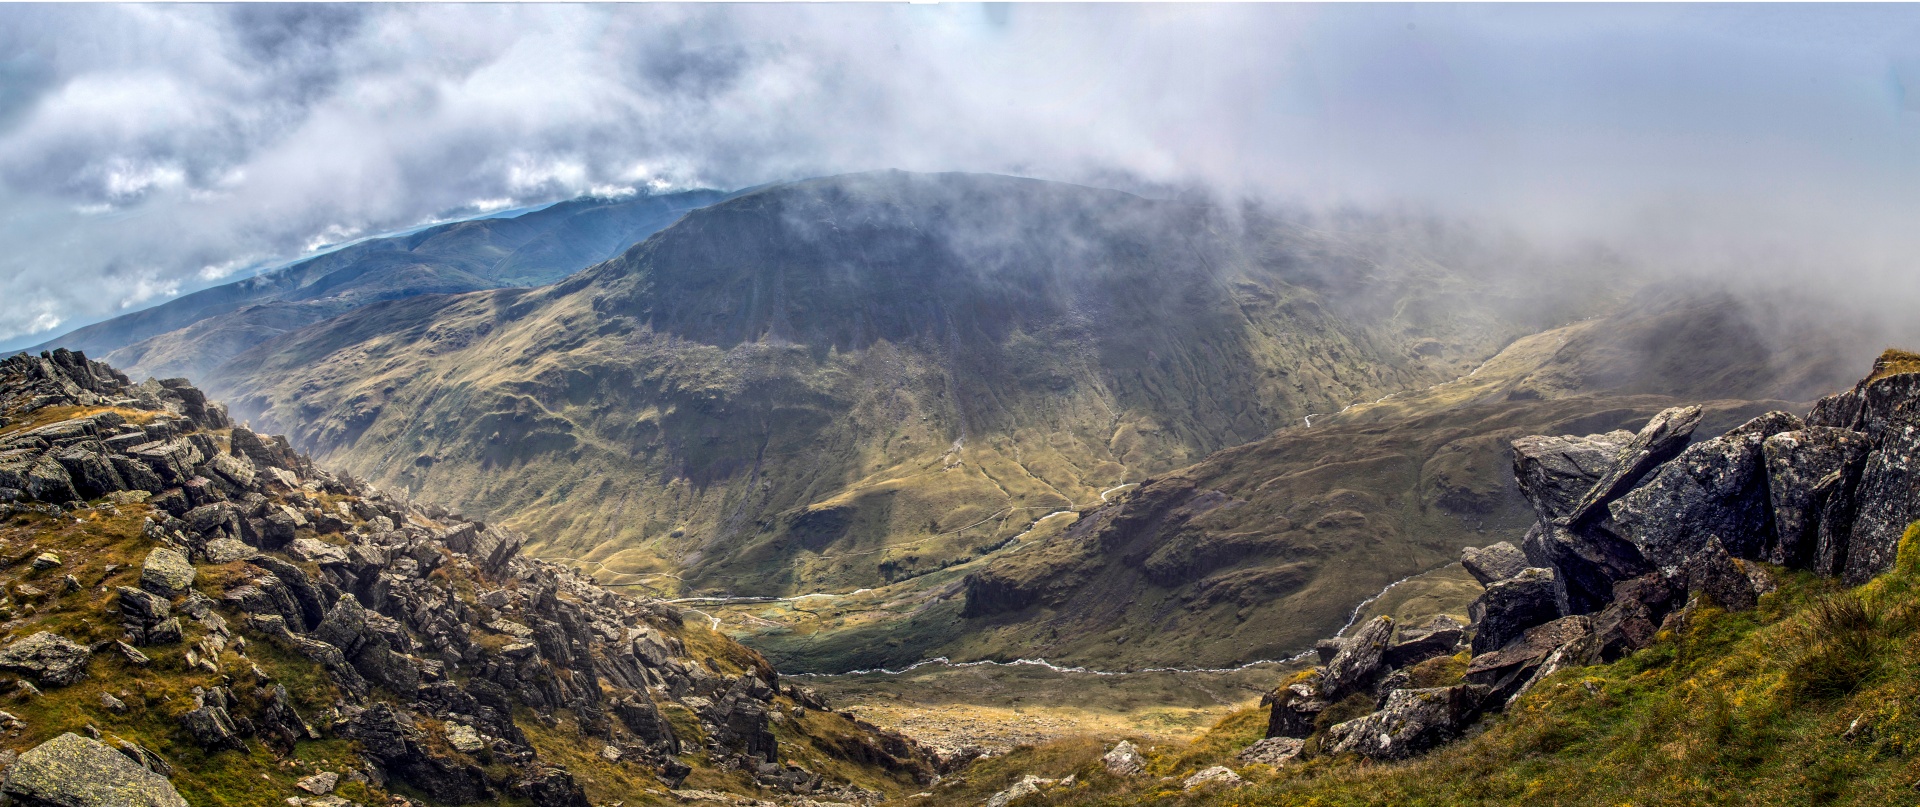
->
[0,349,937,807]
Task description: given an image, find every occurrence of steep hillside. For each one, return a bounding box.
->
[0,349,937,807]
[208,170,1618,602]
[33,190,724,381]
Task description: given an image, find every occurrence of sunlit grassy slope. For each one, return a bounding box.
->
[906,524,1920,807]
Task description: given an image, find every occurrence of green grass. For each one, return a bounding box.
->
[906,522,1920,807]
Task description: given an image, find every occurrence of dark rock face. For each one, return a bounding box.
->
[708,675,780,763]
[1583,573,1682,662]
[1609,412,1803,569]
[1763,428,1871,567]
[1470,568,1560,654]
[1461,542,1528,586]
[1844,416,1920,584]
[1324,685,1489,760]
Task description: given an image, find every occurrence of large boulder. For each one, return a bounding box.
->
[1461,542,1528,586]
[1564,406,1704,527]
[1510,431,1631,524]
[0,632,91,686]
[1762,428,1871,568]
[1321,616,1393,697]
[1470,568,1560,654]
[138,548,196,597]
[0,732,189,807]
[1324,685,1489,760]
[1610,412,1804,569]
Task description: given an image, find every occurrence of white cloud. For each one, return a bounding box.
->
[0,4,1917,346]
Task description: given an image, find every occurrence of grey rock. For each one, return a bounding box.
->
[0,732,188,807]
[54,446,126,499]
[1462,542,1529,585]
[1564,406,1705,526]
[0,632,91,687]
[1102,740,1146,775]
[202,538,255,564]
[1510,431,1631,524]
[1384,614,1466,669]
[138,548,195,597]
[1470,567,1560,654]
[1181,766,1243,791]
[1322,616,1393,697]
[296,772,339,795]
[1236,736,1304,767]
[1763,428,1871,567]
[1324,685,1489,760]
[1611,412,1803,570]
[287,538,349,566]
[24,455,79,504]
[1842,406,1920,583]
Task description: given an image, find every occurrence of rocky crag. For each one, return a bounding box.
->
[0,349,937,807]
[1250,348,1920,765]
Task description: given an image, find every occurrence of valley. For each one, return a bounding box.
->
[16,169,1907,807]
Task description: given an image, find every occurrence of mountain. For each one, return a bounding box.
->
[31,189,726,382]
[0,349,940,806]
[202,171,1622,607]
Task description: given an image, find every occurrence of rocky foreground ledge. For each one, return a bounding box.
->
[0,349,938,807]
[1221,349,1920,769]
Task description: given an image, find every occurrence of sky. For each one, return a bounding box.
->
[2,3,1919,349]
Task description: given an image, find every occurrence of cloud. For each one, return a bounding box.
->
[0,4,1918,347]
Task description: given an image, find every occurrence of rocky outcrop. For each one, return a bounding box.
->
[0,732,189,807]
[1258,352,1920,770]
[1609,412,1803,569]
[0,350,940,804]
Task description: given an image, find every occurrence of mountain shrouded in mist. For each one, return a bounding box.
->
[204,170,1605,600]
